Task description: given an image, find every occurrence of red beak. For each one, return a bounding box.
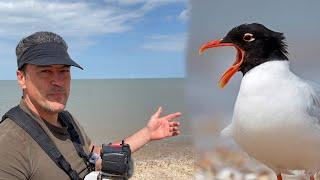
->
[199,39,245,88]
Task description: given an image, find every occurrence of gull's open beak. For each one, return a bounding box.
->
[199,39,245,88]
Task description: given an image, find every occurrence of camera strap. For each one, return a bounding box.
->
[59,111,94,172]
[1,106,93,180]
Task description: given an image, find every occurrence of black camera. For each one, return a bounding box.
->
[97,141,133,180]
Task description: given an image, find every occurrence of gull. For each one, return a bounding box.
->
[199,23,320,180]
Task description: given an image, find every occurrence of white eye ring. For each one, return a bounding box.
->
[243,33,255,42]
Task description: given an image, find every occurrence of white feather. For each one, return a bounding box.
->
[220,124,233,138]
[226,61,320,174]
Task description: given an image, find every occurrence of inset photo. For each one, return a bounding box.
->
[187,0,320,179]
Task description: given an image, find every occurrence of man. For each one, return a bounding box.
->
[0,32,181,179]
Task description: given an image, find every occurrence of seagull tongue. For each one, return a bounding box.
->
[199,39,245,88]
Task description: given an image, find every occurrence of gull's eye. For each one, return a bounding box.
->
[243,33,255,42]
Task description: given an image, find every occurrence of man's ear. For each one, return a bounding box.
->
[17,70,26,90]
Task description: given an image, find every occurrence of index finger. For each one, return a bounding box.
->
[164,112,182,121]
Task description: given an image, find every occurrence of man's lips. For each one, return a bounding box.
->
[199,39,245,88]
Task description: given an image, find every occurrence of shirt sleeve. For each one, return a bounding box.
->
[0,120,32,180]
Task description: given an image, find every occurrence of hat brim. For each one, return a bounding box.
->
[22,56,83,70]
[17,42,84,70]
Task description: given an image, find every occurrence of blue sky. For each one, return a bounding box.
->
[0,0,189,80]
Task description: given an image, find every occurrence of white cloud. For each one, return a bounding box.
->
[0,1,135,39]
[0,0,188,54]
[0,0,188,38]
[112,0,188,6]
[142,33,187,52]
[0,0,187,54]
[178,5,190,22]
[110,0,146,5]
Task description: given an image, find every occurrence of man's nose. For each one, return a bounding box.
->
[51,72,65,86]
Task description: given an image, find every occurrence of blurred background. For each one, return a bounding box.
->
[187,0,320,179]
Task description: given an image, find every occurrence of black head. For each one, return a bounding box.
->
[199,23,289,88]
[221,23,288,74]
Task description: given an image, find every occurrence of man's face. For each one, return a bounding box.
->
[18,64,71,113]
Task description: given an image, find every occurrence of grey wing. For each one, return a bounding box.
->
[305,80,320,122]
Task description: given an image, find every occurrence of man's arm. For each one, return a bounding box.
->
[117,106,181,152]
[89,107,181,170]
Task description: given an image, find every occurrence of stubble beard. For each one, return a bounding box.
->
[40,100,66,113]
[37,93,69,114]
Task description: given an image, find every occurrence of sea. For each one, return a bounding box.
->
[0,78,191,144]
